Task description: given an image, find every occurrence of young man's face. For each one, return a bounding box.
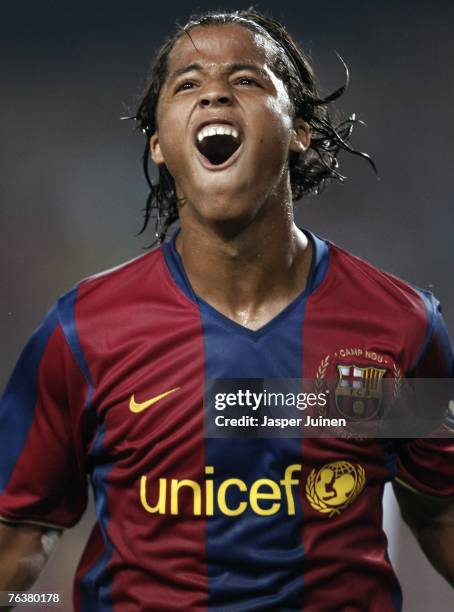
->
[150,24,309,228]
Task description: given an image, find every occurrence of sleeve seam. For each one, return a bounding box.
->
[394,476,454,501]
[0,514,66,530]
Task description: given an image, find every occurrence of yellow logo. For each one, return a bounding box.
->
[306,461,365,517]
[129,387,180,413]
[140,464,302,516]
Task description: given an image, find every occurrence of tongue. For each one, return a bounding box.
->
[198,134,240,165]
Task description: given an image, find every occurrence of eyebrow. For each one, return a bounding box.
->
[167,62,268,83]
[168,62,203,82]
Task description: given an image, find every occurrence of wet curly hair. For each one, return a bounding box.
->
[129,9,375,243]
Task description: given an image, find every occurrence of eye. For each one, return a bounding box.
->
[175,80,197,93]
[236,77,260,87]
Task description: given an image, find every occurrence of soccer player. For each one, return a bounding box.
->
[0,9,453,611]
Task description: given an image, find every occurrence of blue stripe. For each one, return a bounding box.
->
[57,288,94,387]
[163,229,329,609]
[408,288,454,376]
[307,232,330,293]
[57,287,96,426]
[0,305,59,492]
[162,232,197,301]
[431,297,454,376]
[390,584,403,611]
[407,287,436,374]
[407,289,441,375]
[202,313,306,610]
[378,440,402,609]
[57,287,114,611]
[381,440,398,480]
[80,440,115,611]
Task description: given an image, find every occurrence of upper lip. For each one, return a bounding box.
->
[192,117,243,144]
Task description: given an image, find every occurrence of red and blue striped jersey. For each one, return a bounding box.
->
[1,231,453,611]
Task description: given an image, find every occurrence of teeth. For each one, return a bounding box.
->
[197,124,240,143]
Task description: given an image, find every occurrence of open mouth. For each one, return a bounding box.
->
[196,124,242,166]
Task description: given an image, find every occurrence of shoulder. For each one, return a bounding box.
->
[74,245,166,301]
[316,237,449,374]
[53,245,174,319]
[45,246,178,368]
[325,239,436,326]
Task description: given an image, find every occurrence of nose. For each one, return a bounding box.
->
[199,82,232,107]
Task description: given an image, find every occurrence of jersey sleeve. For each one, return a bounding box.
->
[395,292,454,497]
[0,303,89,528]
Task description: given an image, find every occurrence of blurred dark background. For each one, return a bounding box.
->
[1,1,453,610]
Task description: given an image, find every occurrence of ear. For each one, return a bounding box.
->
[290,118,311,154]
[149,132,165,165]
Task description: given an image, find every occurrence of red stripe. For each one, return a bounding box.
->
[1,325,88,527]
[297,244,430,610]
[73,250,208,610]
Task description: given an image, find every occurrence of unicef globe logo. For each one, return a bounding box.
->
[306,461,365,517]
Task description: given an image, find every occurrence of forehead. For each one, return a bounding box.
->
[165,24,277,76]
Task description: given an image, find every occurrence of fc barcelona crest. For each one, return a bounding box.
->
[335,364,386,420]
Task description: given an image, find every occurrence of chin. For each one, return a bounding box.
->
[180,178,269,231]
[201,205,262,237]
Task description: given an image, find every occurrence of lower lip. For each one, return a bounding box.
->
[194,142,244,171]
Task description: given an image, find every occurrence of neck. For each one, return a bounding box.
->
[175,194,312,330]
